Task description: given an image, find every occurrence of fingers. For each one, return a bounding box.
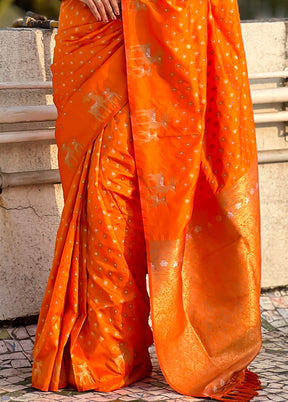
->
[109,0,120,16]
[96,0,118,22]
[79,0,101,21]
[80,0,121,23]
[94,0,110,23]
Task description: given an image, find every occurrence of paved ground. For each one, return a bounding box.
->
[0,289,287,402]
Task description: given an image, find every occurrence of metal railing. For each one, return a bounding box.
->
[0,169,61,190]
[1,71,288,189]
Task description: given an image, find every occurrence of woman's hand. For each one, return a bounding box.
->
[80,0,121,23]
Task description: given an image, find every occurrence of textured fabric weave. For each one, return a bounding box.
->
[32,0,262,400]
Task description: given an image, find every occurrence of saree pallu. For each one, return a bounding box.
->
[32,0,262,400]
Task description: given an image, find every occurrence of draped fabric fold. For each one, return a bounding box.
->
[32,0,262,400]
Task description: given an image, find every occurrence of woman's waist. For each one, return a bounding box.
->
[57,0,123,52]
[52,0,125,96]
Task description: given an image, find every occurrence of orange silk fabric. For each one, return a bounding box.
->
[32,0,262,399]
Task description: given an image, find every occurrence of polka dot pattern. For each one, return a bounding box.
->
[33,103,152,392]
[33,0,261,399]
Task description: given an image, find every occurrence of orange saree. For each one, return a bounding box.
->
[32,0,262,400]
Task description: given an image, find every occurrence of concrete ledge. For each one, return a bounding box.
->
[0,22,288,319]
[0,29,62,320]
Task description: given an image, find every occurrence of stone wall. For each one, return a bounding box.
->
[242,21,288,290]
[0,21,288,320]
[0,29,63,320]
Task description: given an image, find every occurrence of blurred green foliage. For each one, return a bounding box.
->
[0,0,14,17]
[238,0,288,19]
[0,0,60,28]
[23,0,61,19]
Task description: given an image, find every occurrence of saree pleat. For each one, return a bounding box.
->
[33,0,262,400]
[33,105,153,391]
